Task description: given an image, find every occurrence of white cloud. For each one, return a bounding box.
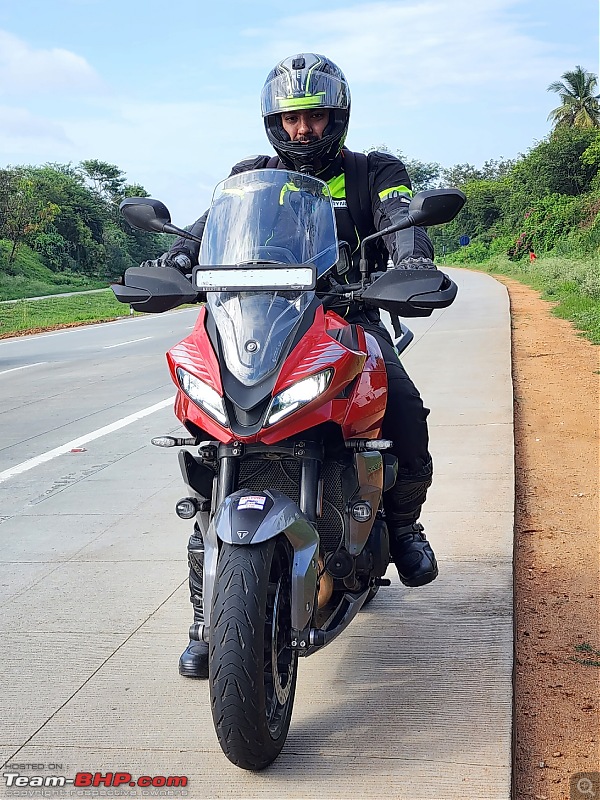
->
[0,29,104,95]
[37,96,268,221]
[240,0,566,103]
[0,106,72,158]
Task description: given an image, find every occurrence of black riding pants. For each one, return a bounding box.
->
[361,322,432,478]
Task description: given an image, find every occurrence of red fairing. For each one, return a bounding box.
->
[340,332,387,439]
[167,307,222,393]
[273,305,363,394]
[165,302,388,445]
[167,307,236,443]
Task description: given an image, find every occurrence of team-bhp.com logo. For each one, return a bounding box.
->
[3,771,188,789]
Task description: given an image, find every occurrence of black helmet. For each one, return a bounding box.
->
[261,53,350,174]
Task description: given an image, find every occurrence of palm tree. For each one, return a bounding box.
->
[547,66,600,129]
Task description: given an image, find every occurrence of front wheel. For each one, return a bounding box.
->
[362,583,380,606]
[209,537,298,770]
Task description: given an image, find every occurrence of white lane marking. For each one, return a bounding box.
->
[0,396,175,485]
[0,362,47,376]
[104,336,152,349]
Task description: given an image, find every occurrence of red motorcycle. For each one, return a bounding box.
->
[114,169,465,771]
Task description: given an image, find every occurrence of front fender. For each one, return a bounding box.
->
[203,489,319,633]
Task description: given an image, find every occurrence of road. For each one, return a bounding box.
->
[0,310,194,489]
[0,269,514,799]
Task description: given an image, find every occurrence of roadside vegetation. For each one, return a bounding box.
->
[0,289,138,337]
[379,66,600,344]
[1,65,599,343]
[0,159,169,301]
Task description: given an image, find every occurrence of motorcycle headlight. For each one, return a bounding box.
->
[266,369,333,426]
[176,367,228,426]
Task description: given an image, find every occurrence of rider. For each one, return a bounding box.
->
[147,54,441,679]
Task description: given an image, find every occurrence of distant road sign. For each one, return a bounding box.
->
[459,235,470,246]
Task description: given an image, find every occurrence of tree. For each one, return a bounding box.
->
[365,145,441,191]
[441,159,515,188]
[0,169,60,267]
[581,131,600,189]
[30,165,107,274]
[401,157,441,191]
[79,159,126,201]
[509,127,598,200]
[547,66,600,130]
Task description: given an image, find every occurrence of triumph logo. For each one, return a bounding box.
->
[236,530,250,539]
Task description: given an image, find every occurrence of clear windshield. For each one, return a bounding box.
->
[199,169,338,273]
[200,170,338,386]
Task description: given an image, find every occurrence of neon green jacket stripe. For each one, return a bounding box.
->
[326,173,346,198]
[378,184,413,201]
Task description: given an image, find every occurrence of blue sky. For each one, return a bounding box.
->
[0,0,598,223]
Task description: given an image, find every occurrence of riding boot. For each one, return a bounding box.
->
[383,458,438,587]
[178,527,209,679]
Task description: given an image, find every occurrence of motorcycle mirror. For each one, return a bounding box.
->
[407,188,467,226]
[120,197,172,232]
[119,197,203,243]
[335,242,352,276]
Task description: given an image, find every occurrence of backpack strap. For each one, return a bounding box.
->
[344,150,390,269]
[342,150,374,241]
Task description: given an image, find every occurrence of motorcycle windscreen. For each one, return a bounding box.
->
[199,169,338,275]
[201,170,338,386]
[208,290,311,386]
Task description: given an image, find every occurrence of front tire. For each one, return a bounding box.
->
[363,584,380,606]
[209,537,298,770]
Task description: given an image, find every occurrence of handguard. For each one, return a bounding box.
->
[362,268,457,317]
[112,265,199,313]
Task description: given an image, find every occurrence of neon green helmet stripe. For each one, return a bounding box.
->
[276,92,327,110]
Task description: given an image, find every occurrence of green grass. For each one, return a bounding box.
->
[0,289,137,336]
[0,240,129,334]
[446,254,600,345]
[0,274,106,301]
[0,240,105,301]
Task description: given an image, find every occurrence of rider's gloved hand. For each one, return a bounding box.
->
[140,252,192,273]
[393,256,437,270]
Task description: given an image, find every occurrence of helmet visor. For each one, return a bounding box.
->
[261,71,349,116]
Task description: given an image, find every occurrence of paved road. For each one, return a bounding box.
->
[0,269,514,799]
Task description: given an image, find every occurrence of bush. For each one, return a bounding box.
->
[0,239,104,300]
[444,239,490,263]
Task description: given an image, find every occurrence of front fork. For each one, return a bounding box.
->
[175,439,389,656]
[202,488,319,638]
[178,441,322,645]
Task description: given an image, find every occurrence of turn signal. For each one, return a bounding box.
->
[175,498,198,519]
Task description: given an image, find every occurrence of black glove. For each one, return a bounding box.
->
[393,256,437,270]
[140,252,192,273]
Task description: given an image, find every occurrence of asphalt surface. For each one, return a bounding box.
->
[0,268,514,799]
